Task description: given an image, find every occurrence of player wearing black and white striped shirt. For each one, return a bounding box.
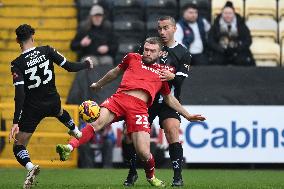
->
[9,24,94,189]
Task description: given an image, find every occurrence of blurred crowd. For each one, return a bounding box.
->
[70,1,255,67]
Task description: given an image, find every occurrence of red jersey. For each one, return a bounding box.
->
[117,53,171,106]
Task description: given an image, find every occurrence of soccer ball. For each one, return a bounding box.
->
[79,100,100,123]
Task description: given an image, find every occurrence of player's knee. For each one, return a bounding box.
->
[136,148,150,161]
[13,133,29,146]
[164,127,179,144]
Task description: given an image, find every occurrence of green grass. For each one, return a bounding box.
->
[0,168,284,189]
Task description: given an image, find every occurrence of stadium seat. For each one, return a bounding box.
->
[245,0,277,19]
[0,85,15,97]
[279,0,284,20]
[0,17,77,29]
[0,40,72,52]
[0,0,75,6]
[76,0,112,22]
[279,20,284,43]
[0,50,76,64]
[38,41,73,52]
[117,42,140,55]
[145,0,177,8]
[179,0,210,10]
[0,7,76,18]
[0,29,75,41]
[211,0,244,18]
[112,0,144,21]
[0,64,9,73]
[113,20,145,43]
[145,0,178,20]
[246,17,278,41]
[115,41,141,65]
[179,0,211,22]
[146,20,159,37]
[280,40,284,67]
[76,0,112,9]
[55,74,75,86]
[250,38,280,66]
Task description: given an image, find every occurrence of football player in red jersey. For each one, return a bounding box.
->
[123,16,195,187]
[56,37,205,187]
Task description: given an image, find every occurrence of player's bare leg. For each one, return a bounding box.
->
[162,118,184,187]
[13,131,40,189]
[56,107,115,161]
[132,131,165,187]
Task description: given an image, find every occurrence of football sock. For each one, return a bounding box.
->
[69,124,94,150]
[169,142,183,179]
[57,109,76,130]
[13,145,33,170]
[143,153,155,179]
[25,162,35,171]
[66,144,74,151]
[122,142,137,175]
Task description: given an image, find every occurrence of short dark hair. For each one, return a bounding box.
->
[144,37,163,50]
[15,24,35,43]
[182,3,198,13]
[157,16,176,25]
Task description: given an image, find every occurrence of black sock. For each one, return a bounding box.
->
[13,145,31,167]
[122,141,137,175]
[169,142,183,179]
[57,109,76,130]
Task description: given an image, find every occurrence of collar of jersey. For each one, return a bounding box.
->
[22,47,36,54]
[167,41,179,49]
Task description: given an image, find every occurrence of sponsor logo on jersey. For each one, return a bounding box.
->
[160,51,168,64]
[141,64,160,75]
[25,51,40,59]
[184,64,190,71]
[141,63,175,76]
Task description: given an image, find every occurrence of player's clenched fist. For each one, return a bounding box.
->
[84,57,94,69]
[90,82,102,92]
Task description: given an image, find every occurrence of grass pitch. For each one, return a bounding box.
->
[0,168,283,189]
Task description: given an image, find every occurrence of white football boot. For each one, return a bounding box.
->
[23,165,40,189]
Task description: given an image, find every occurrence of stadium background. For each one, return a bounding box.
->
[0,0,284,188]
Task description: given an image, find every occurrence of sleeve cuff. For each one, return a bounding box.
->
[13,81,24,86]
[176,72,188,77]
[60,57,67,66]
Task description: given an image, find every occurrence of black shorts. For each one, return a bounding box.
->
[19,94,61,133]
[148,102,181,129]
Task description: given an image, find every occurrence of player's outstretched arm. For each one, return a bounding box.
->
[61,57,94,72]
[90,66,124,91]
[163,94,206,122]
[49,46,93,72]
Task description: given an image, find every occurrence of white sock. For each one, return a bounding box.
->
[67,144,74,151]
[71,126,79,132]
[25,162,34,171]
